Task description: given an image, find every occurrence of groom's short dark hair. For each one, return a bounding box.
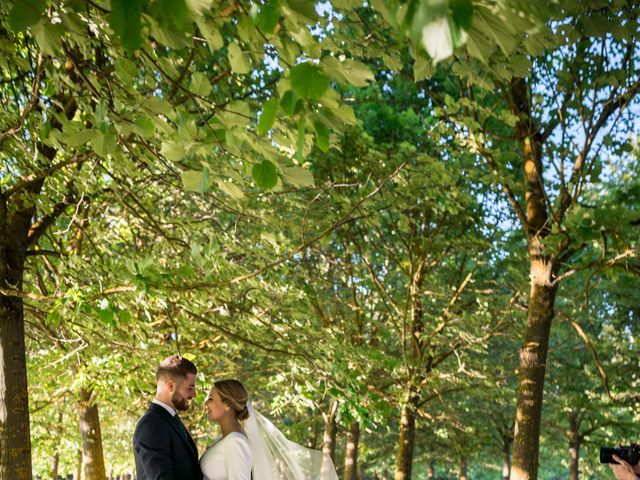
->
[156,355,197,382]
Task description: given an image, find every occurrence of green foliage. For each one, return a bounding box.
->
[110,0,144,52]
[1,0,639,479]
[252,159,279,189]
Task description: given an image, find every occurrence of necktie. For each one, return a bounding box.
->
[173,415,189,441]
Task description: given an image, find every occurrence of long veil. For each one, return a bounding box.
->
[244,403,339,480]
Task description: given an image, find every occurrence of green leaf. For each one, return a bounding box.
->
[186,0,214,14]
[31,19,63,56]
[409,0,473,63]
[314,120,330,152]
[282,166,315,188]
[382,53,403,72]
[115,58,139,81]
[280,90,304,116]
[110,0,143,52]
[256,1,280,34]
[147,15,191,49]
[182,170,209,192]
[451,0,473,31]
[61,128,99,147]
[285,0,319,23]
[9,0,45,31]
[252,160,278,189]
[343,59,375,87]
[161,141,186,161]
[98,307,116,326]
[144,97,173,115]
[332,0,363,7]
[133,116,155,138]
[333,105,357,125]
[290,63,330,100]
[228,42,251,74]
[218,180,245,200]
[257,97,279,135]
[190,72,212,97]
[93,132,117,158]
[413,56,435,81]
[322,56,375,87]
[196,18,224,50]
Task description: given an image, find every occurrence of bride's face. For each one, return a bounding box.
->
[204,389,229,422]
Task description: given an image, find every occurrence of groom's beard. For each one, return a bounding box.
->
[172,392,191,411]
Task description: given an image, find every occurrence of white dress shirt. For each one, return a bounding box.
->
[152,398,177,417]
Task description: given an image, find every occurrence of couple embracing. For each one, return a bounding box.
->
[133,355,338,480]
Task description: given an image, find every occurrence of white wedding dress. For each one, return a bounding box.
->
[200,432,252,480]
[201,404,338,480]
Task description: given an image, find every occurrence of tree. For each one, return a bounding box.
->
[0,0,379,476]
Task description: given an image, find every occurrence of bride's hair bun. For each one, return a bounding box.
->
[213,379,250,421]
[237,405,250,421]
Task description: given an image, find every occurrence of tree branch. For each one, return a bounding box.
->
[0,51,44,147]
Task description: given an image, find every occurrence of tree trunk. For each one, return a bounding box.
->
[510,256,557,480]
[50,451,60,480]
[427,460,435,479]
[568,412,580,480]
[344,421,360,480]
[503,434,511,480]
[79,388,107,480]
[394,394,417,480]
[459,457,468,480]
[74,449,83,480]
[322,401,338,477]
[0,198,33,480]
[50,410,64,480]
[509,77,558,480]
[382,469,389,480]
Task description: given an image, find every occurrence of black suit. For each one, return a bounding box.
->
[133,403,202,480]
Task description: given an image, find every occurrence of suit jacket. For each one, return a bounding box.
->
[133,403,202,480]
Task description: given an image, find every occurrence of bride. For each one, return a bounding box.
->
[200,379,338,480]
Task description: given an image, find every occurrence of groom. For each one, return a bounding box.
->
[133,355,202,480]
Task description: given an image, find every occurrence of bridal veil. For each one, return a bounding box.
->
[244,403,338,480]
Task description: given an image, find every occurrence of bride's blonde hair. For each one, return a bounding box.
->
[212,379,250,421]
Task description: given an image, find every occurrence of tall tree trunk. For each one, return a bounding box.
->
[50,410,64,480]
[323,401,338,461]
[459,457,468,480]
[0,198,34,480]
[394,392,418,480]
[511,252,557,480]
[322,401,338,477]
[394,250,425,480]
[568,412,580,480]
[509,77,558,480]
[427,460,435,479]
[503,434,512,480]
[344,421,360,480]
[79,388,107,480]
[0,90,76,480]
[50,451,60,480]
[74,449,83,480]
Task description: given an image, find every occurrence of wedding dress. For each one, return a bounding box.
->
[200,432,252,480]
[200,404,338,480]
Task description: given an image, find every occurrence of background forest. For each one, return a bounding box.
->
[1,0,639,479]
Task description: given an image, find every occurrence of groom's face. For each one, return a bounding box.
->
[171,373,197,411]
